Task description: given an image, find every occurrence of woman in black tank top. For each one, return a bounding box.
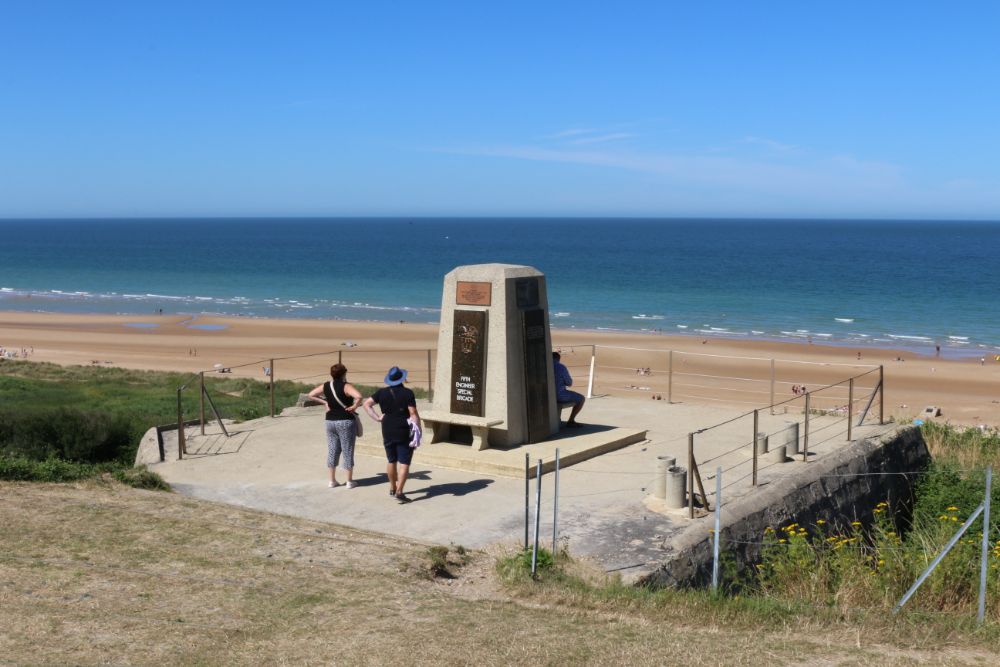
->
[307,363,363,488]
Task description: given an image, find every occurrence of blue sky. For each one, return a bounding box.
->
[2,1,999,219]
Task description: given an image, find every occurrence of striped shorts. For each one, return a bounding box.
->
[325,419,357,470]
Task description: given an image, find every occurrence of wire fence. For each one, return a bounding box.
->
[680,366,885,517]
[170,347,438,460]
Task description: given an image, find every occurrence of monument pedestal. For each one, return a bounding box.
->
[427,264,559,449]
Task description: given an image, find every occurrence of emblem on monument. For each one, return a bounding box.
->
[458,324,479,354]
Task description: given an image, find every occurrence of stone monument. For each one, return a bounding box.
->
[422,264,559,449]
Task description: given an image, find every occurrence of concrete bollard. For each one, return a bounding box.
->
[655,456,676,499]
[756,431,768,454]
[665,466,687,509]
[767,444,787,464]
[783,422,800,456]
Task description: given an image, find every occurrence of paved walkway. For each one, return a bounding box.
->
[144,395,894,577]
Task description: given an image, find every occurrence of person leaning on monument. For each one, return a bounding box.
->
[307,363,363,489]
[553,351,585,428]
[363,366,422,503]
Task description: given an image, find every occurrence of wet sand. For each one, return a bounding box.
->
[0,311,997,426]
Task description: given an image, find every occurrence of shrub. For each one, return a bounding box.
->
[0,455,169,489]
[0,408,134,463]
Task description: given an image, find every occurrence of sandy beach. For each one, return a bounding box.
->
[1,311,997,427]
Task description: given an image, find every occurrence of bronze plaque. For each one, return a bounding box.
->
[521,308,551,443]
[456,281,492,306]
[450,309,488,416]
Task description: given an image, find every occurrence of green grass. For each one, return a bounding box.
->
[713,423,1000,618]
[0,359,317,464]
[0,455,168,489]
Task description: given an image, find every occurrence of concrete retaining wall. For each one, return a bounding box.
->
[638,425,929,589]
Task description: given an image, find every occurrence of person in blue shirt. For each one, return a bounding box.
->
[552,351,585,428]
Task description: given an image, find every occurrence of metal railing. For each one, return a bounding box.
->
[168,347,438,460]
[686,365,885,518]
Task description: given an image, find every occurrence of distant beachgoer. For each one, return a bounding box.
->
[982,357,986,366]
[857,352,862,360]
[935,344,941,358]
[363,366,421,503]
[553,352,585,428]
[308,364,363,489]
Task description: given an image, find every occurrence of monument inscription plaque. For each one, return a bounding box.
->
[450,309,487,416]
[456,281,492,306]
[521,307,551,443]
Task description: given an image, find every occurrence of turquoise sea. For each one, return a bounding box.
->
[1,218,998,356]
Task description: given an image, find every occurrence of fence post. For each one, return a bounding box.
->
[427,349,433,399]
[269,358,275,418]
[176,388,185,460]
[847,378,854,441]
[769,358,775,415]
[979,466,993,624]
[667,350,674,403]
[552,448,560,555]
[586,346,596,399]
[879,364,885,424]
[712,466,722,592]
[752,409,759,486]
[199,371,205,435]
[338,350,342,365]
[894,503,985,613]
[531,459,542,577]
[803,393,810,462]
[688,432,695,519]
[524,453,530,550]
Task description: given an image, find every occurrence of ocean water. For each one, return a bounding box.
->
[1,218,998,356]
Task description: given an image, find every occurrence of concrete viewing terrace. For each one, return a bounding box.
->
[141,392,896,580]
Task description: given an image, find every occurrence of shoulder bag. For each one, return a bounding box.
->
[328,381,363,437]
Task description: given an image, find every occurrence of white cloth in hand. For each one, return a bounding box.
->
[408,418,422,448]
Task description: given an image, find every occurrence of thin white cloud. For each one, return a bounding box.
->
[545,128,598,139]
[740,135,800,154]
[436,143,908,197]
[568,132,635,145]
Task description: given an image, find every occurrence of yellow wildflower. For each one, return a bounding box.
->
[946,506,959,511]
[851,521,862,527]
[817,519,827,525]
[778,539,787,543]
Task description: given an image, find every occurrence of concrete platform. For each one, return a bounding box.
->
[353,424,647,477]
[142,395,896,580]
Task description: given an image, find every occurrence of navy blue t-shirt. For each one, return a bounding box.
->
[370,386,416,442]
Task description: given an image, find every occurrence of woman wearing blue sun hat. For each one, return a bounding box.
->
[363,366,422,503]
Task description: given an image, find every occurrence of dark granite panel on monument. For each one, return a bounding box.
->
[515,278,539,309]
[450,309,487,417]
[521,308,551,443]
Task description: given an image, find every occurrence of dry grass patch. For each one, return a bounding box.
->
[2,481,998,666]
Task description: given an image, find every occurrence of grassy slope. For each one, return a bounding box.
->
[2,481,998,666]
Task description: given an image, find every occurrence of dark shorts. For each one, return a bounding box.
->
[384,439,413,465]
[557,390,584,405]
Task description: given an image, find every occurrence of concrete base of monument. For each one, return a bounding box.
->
[353,424,647,478]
